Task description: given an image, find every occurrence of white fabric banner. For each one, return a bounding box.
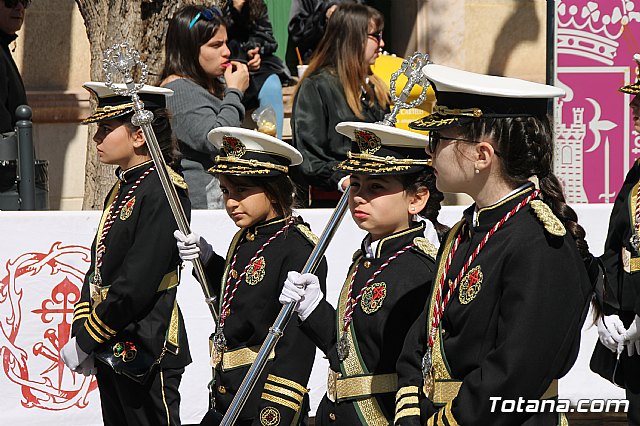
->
[0,205,623,424]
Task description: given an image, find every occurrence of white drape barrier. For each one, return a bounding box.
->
[0,205,623,425]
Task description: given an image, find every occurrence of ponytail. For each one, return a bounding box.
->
[401,168,450,242]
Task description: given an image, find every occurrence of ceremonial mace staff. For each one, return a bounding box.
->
[219,51,432,426]
[103,43,218,322]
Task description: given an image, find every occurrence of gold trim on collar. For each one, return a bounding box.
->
[376,223,425,257]
[214,155,288,173]
[476,186,533,226]
[433,105,483,118]
[254,216,289,233]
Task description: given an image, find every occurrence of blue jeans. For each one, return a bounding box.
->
[257,73,284,138]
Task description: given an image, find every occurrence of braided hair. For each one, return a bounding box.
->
[458,115,590,258]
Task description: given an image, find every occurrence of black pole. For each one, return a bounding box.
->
[546,0,556,114]
[15,105,35,210]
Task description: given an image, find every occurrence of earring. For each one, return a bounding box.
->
[474,167,480,174]
[410,207,416,212]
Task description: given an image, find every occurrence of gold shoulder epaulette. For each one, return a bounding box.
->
[530,200,566,236]
[166,166,188,190]
[413,237,438,260]
[295,223,319,245]
[352,249,363,261]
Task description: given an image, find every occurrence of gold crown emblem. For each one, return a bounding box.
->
[222,135,247,158]
[354,129,382,155]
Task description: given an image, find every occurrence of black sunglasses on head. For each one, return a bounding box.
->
[4,0,30,8]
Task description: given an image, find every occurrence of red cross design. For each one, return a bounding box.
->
[466,268,481,295]
[31,277,79,387]
[253,258,263,269]
[371,285,385,301]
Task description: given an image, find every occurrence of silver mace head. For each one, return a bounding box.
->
[380,52,431,127]
[102,42,152,126]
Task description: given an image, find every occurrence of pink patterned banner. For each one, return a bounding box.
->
[555,0,640,203]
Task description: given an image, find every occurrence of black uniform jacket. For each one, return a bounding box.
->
[204,215,328,425]
[291,68,388,191]
[1,30,27,133]
[224,0,293,109]
[599,158,640,391]
[72,161,192,370]
[395,185,592,426]
[601,158,640,315]
[301,222,436,425]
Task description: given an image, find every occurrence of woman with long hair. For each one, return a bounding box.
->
[394,65,593,425]
[291,3,390,207]
[160,5,250,209]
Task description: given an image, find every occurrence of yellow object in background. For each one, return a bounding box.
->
[371,54,435,134]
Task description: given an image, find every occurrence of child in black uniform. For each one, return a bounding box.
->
[279,122,446,425]
[593,53,640,426]
[174,127,328,425]
[394,64,593,426]
[61,83,191,426]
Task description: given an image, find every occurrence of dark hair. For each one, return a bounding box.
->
[225,0,266,23]
[121,108,181,169]
[297,3,389,118]
[458,116,590,258]
[218,174,297,217]
[400,168,449,242]
[160,5,227,97]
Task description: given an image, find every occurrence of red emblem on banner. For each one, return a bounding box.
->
[0,242,97,410]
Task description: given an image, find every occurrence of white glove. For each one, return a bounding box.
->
[60,336,90,371]
[75,354,97,376]
[279,271,323,322]
[174,230,213,264]
[596,315,626,353]
[624,315,640,356]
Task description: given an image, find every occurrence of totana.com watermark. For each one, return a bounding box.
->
[489,397,629,413]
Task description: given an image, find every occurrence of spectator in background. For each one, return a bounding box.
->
[223,0,292,138]
[291,3,389,207]
[160,5,250,209]
[286,0,363,72]
[0,0,29,133]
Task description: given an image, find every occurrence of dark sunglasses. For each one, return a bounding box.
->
[428,131,501,156]
[4,0,30,8]
[367,31,383,44]
[188,7,223,30]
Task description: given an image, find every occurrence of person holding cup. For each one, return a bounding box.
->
[290,3,389,207]
[160,5,250,209]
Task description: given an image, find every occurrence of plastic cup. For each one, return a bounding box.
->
[297,65,309,79]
